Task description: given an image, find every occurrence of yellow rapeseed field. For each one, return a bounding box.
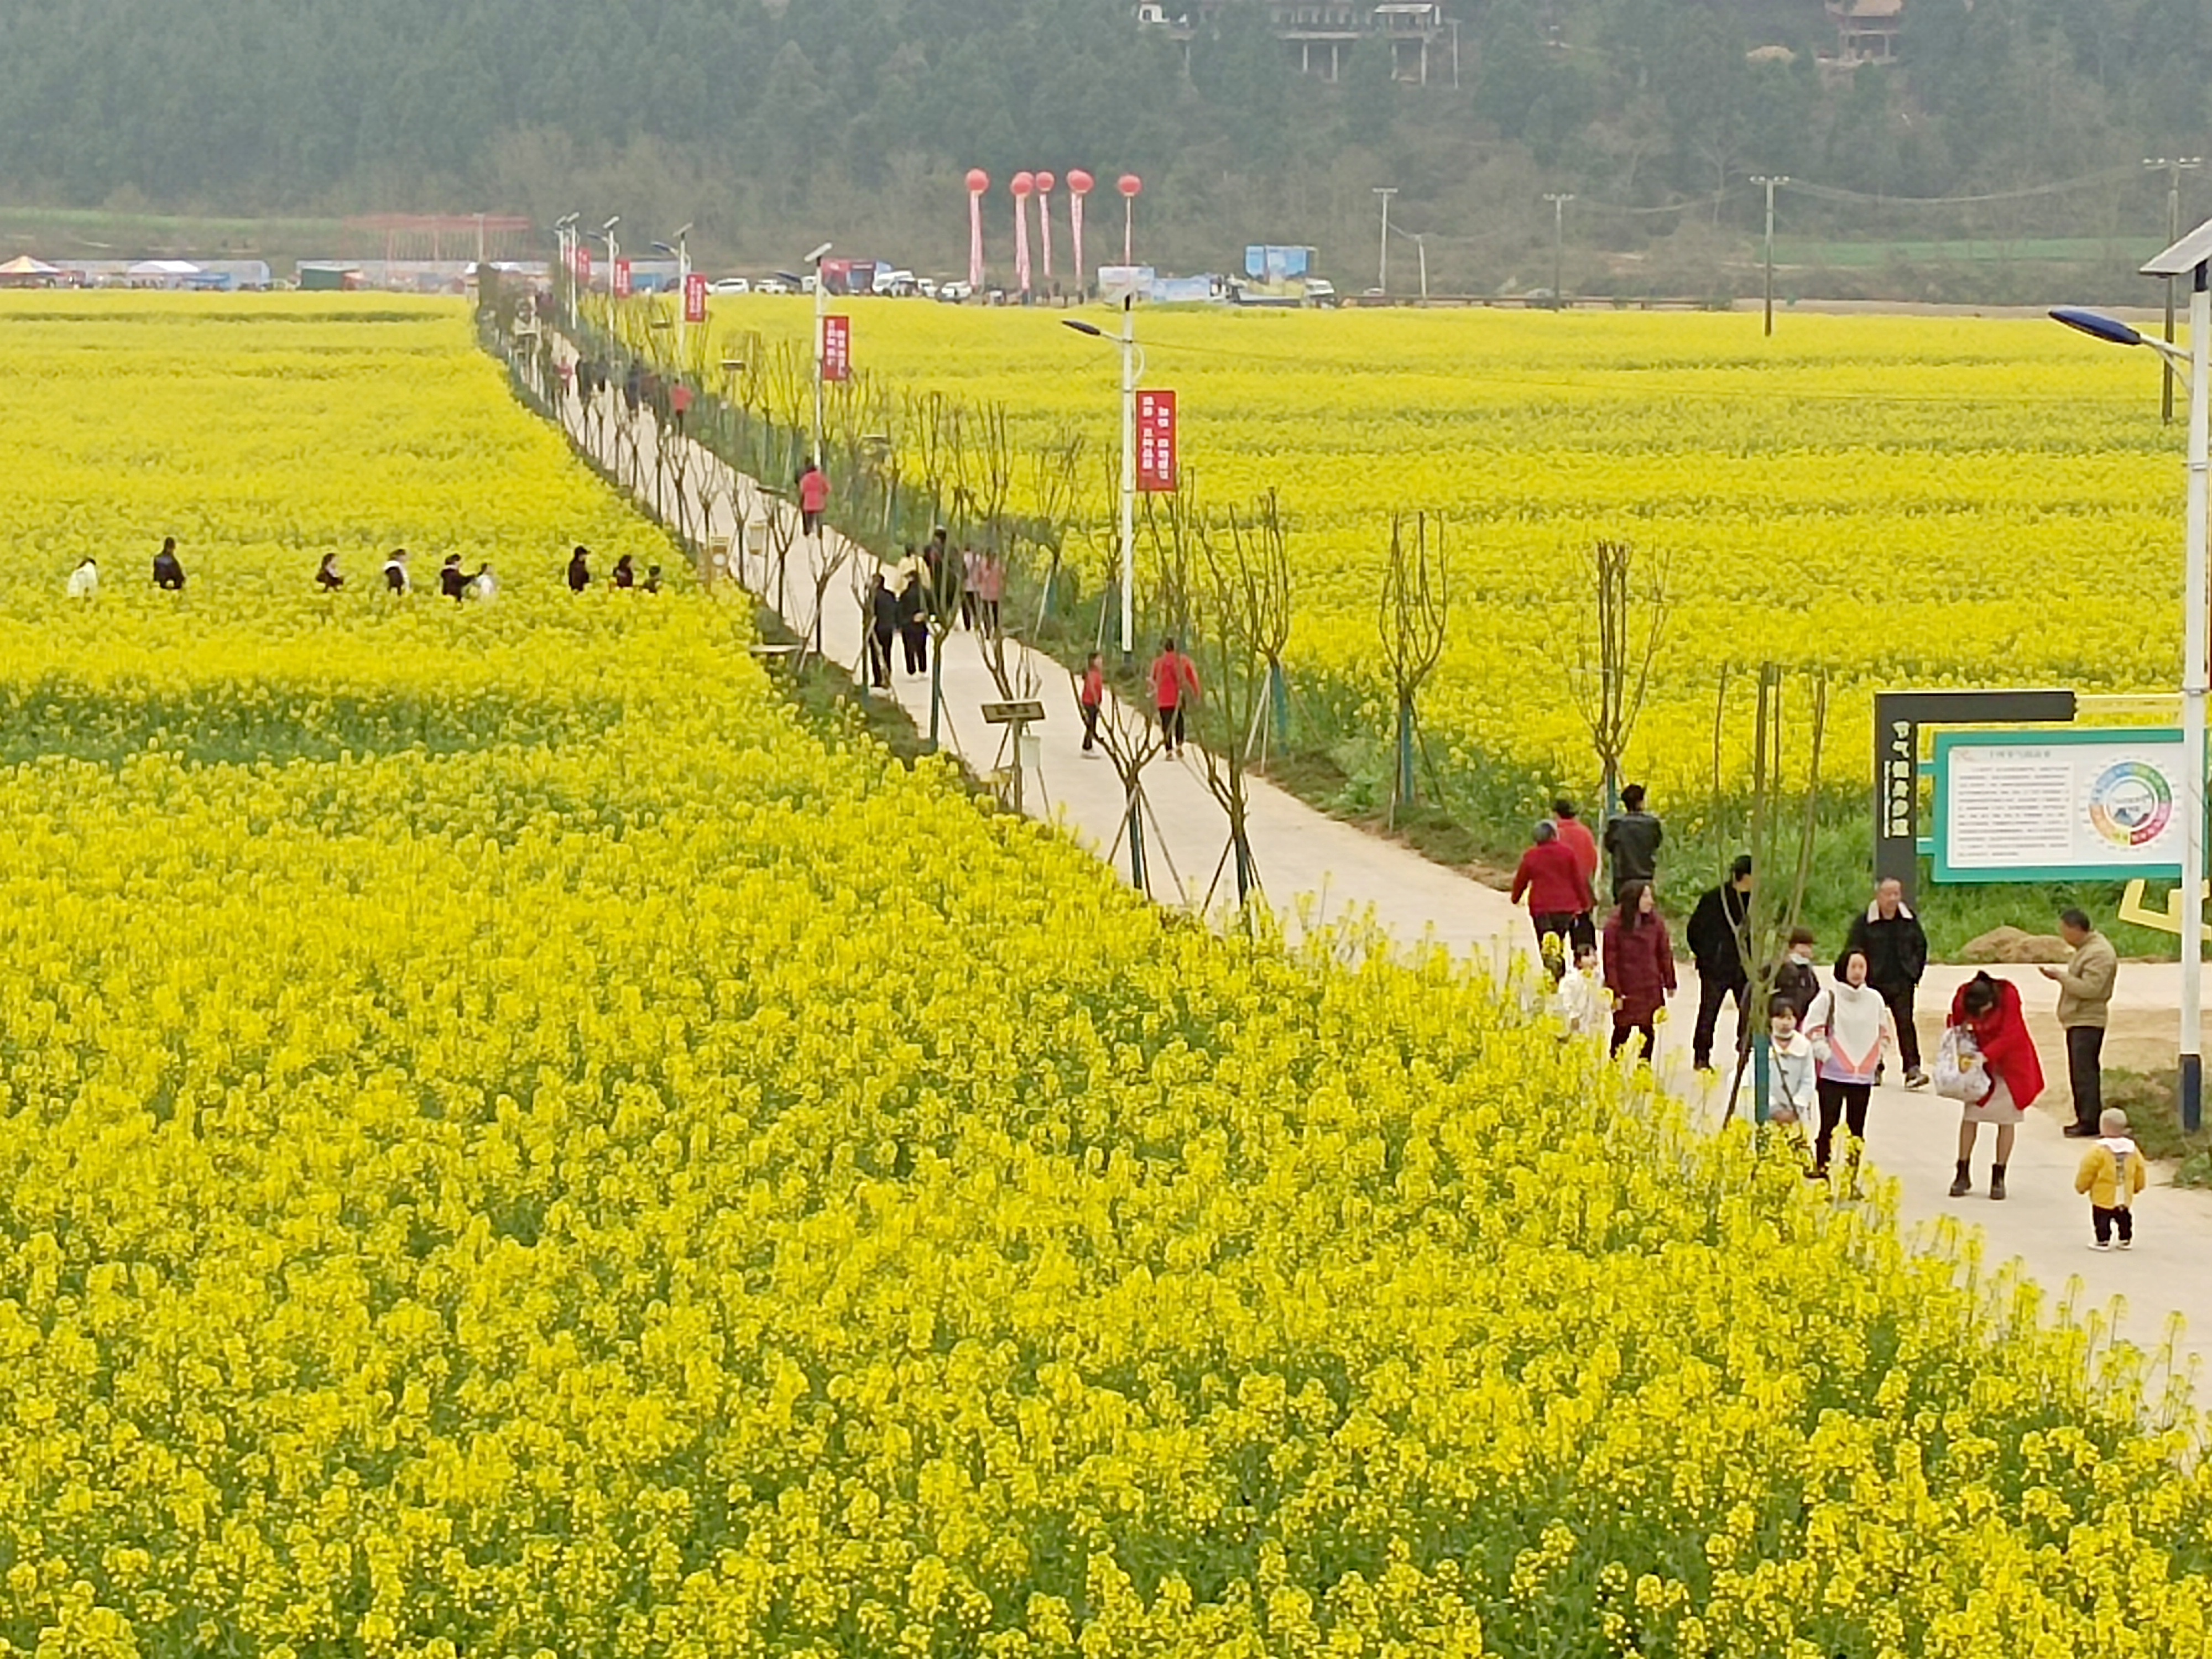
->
[2,294,2211,1656]
[718,299,2180,797]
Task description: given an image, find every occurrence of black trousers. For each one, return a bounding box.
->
[1568,910,1597,954]
[1876,983,1921,1072]
[2092,1203,2134,1245]
[867,628,894,687]
[1610,1019,1655,1059]
[1815,1078,1872,1172]
[1531,912,1578,976]
[1692,973,1748,1070]
[1159,703,1186,749]
[2067,1024,2105,1131]
[900,623,928,674]
[1081,702,1101,750]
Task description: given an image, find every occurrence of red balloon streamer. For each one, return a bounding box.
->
[965,169,989,291]
[1011,173,1035,295]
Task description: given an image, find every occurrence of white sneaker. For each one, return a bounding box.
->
[2091,1239,2112,1251]
[2118,1237,2133,1250]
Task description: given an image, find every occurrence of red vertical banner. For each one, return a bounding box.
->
[613,258,633,299]
[1136,389,1177,492]
[821,314,852,382]
[683,272,708,324]
[574,248,593,287]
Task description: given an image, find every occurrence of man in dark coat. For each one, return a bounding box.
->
[1846,877,1931,1087]
[1601,782,1663,901]
[1686,855,1753,1073]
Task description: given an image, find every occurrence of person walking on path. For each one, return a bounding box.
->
[1767,1000,1819,1130]
[971,549,1005,635]
[1601,784,1663,901]
[1805,948,1897,1180]
[1554,939,1609,1043]
[1686,855,1754,1073]
[797,462,830,539]
[897,571,930,675]
[2075,1106,2147,1250]
[1601,879,1674,1061]
[1079,653,1105,754]
[315,553,344,591]
[865,574,898,689]
[1150,638,1201,758]
[2041,906,2117,1138]
[1551,798,1601,950]
[1511,821,1594,975]
[1845,878,1930,1088]
[1947,971,2045,1201]
[152,536,186,591]
[1771,927,1822,1026]
[567,546,592,594]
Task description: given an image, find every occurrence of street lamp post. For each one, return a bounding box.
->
[1413,232,1429,302]
[2147,159,2203,424]
[601,217,620,296]
[1373,186,1397,295]
[1543,192,1574,310]
[807,241,833,469]
[655,223,693,359]
[1751,175,1788,337]
[2055,222,2212,1131]
[555,213,580,330]
[1063,299,1144,661]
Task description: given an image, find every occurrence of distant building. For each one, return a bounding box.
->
[1825,0,1903,66]
[1139,0,1457,86]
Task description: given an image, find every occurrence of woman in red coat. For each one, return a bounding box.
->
[1602,879,1676,1060]
[1947,971,2045,1201]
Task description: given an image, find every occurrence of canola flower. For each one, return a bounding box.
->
[713,299,2183,799]
[0,295,2210,1656]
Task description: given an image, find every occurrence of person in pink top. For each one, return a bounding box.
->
[1149,638,1201,758]
[1551,797,1601,952]
[797,462,830,538]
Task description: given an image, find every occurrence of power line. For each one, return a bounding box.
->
[1780,165,2140,207]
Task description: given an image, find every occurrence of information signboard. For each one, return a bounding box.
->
[821,315,852,382]
[683,272,708,324]
[1934,727,2188,882]
[613,258,633,299]
[1136,389,1177,491]
[573,248,592,286]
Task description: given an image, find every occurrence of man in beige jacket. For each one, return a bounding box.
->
[2041,907,2117,1138]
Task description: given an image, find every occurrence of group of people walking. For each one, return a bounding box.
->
[859,529,1010,688]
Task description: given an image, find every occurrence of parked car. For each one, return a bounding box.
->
[1304,278,1339,308]
[757,276,795,295]
[940,280,974,303]
[708,275,751,295]
[915,277,938,300]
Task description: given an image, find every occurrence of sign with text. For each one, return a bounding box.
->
[683,272,708,324]
[1935,728,2188,882]
[1136,389,1177,492]
[821,314,852,382]
[573,248,592,286]
[612,258,633,299]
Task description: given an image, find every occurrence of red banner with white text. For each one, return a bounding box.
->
[1136,390,1177,492]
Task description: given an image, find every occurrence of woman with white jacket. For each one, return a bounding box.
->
[1806,948,1898,1178]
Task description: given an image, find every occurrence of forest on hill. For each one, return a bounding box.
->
[3,0,2210,296]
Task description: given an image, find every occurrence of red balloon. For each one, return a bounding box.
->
[1036,170,1057,194]
[965,168,990,194]
[1068,169,1095,195]
[1011,171,1035,197]
[1118,173,1143,198]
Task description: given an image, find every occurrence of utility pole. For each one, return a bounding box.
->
[1542,192,1574,310]
[1413,232,1428,301]
[601,216,620,299]
[2148,158,2203,423]
[807,241,832,468]
[1373,186,1397,295]
[1751,175,1788,337]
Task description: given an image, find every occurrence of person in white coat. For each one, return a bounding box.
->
[66,557,98,600]
[1805,948,1898,1178]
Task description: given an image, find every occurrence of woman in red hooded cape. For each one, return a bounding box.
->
[1947,971,2044,1201]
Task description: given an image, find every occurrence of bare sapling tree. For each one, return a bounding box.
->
[761,486,800,624]
[1191,494,1292,914]
[1721,663,1831,1125]
[1562,537,1671,813]
[1377,512,1451,830]
[1025,424,1088,636]
[1082,665,1182,902]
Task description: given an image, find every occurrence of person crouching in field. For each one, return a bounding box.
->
[152,536,186,591]
[382,549,410,596]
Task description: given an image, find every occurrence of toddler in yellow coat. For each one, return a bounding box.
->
[2074,1107,2147,1251]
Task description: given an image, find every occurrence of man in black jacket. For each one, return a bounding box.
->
[1686,855,1753,1073]
[1846,877,1931,1087]
[1602,783,1663,901]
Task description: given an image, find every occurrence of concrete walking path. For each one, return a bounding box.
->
[544,362,2212,1391]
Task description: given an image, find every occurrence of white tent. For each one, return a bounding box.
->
[0,254,59,276]
[125,259,202,288]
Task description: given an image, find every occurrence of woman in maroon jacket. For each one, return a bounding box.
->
[1603,879,1676,1060]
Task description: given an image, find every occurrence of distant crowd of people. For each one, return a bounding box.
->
[64,538,680,604]
[1515,785,2138,1242]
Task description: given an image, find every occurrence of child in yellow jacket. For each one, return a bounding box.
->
[2074,1107,2147,1251]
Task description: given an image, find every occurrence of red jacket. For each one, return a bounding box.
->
[1511,839,1591,917]
[1603,909,1676,1023]
[1080,665,1104,708]
[1949,977,2045,1108]
[1150,651,1198,709]
[1555,817,1600,892]
[799,468,830,513]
